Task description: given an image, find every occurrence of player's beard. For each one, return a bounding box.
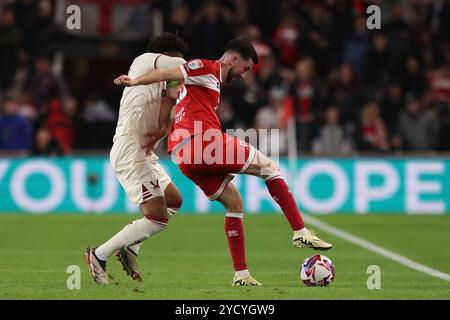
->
[225,68,239,83]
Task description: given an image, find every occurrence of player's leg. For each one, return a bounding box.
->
[164,182,183,216]
[117,181,183,281]
[176,135,262,286]
[244,149,332,250]
[123,162,182,254]
[86,141,170,284]
[114,195,169,281]
[114,161,179,282]
[216,183,262,286]
[86,195,168,284]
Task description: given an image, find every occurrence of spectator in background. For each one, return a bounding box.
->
[429,64,450,106]
[365,32,390,89]
[254,87,287,155]
[81,94,116,123]
[46,97,77,154]
[191,0,234,59]
[436,102,450,151]
[401,56,427,98]
[217,98,237,130]
[397,94,437,151]
[436,0,450,41]
[385,3,415,78]
[342,15,371,80]
[298,3,332,77]
[273,13,299,67]
[255,54,282,106]
[328,63,362,126]
[312,106,353,155]
[29,56,62,112]
[0,0,447,156]
[16,90,37,122]
[8,49,31,96]
[164,3,194,50]
[243,24,272,74]
[0,97,32,152]
[380,82,404,129]
[30,126,63,156]
[247,0,280,37]
[26,0,61,58]
[222,69,261,128]
[8,0,36,31]
[76,94,116,149]
[328,0,355,64]
[0,7,22,91]
[354,102,390,153]
[284,57,323,151]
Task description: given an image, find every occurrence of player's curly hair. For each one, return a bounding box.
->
[225,37,259,64]
[147,32,189,55]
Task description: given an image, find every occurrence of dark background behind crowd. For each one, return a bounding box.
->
[0,0,449,156]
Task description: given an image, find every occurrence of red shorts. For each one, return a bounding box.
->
[173,133,255,200]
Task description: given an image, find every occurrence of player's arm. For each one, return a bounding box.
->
[159,92,176,131]
[141,94,176,152]
[114,67,184,87]
[155,55,185,96]
[149,84,179,141]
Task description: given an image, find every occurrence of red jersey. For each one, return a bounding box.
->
[168,59,223,152]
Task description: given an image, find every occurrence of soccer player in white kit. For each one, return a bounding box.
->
[85,33,188,284]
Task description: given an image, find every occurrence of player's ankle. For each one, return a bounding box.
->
[93,248,108,262]
[235,269,250,278]
[294,227,309,237]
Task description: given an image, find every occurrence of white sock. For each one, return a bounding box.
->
[294,227,309,237]
[127,243,141,255]
[95,217,167,261]
[128,208,179,255]
[127,207,178,255]
[236,269,250,278]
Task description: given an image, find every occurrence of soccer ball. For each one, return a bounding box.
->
[300,254,335,287]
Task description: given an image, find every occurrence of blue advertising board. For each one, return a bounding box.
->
[0,157,449,214]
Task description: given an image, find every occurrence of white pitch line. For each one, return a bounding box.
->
[303,215,450,282]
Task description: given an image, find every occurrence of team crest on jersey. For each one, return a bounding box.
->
[187,59,203,71]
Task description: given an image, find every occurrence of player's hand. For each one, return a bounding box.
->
[141,128,167,154]
[114,75,138,87]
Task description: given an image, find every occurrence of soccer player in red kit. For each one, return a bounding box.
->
[114,38,332,286]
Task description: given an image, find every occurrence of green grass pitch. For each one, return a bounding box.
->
[0,214,449,299]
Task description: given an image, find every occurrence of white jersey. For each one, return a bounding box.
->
[113,52,185,152]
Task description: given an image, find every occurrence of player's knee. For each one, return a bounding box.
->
[259,159,281,180]
[144,213,169,228]
[167,193,183,211]
[166,193,182,217]
[225,192,243,213]
[143,209,169,224]
[226,202,243,213]
[164,183,183,215]
[140,198,169,223]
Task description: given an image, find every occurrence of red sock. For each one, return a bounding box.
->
[225,216,247,271]
[266,177,305,231]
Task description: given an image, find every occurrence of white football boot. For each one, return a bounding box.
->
[84,246,108,285]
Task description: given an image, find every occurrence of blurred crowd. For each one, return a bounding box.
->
[0,0,449,156]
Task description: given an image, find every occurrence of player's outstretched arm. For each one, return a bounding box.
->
[114,67,184,87]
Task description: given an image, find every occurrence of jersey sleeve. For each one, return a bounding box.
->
[179,59,221,86]
[155,55,186,69]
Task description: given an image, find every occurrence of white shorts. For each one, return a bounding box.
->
[110,136,171,205]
